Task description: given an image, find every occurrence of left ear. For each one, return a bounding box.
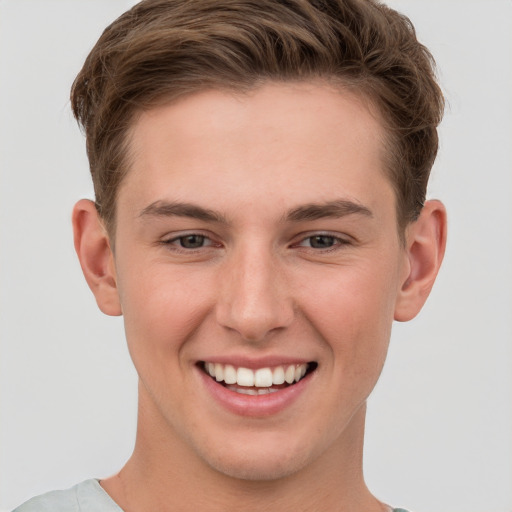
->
[394,199,447,322]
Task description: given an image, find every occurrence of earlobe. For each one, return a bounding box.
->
[72,199,122,316]
[394,200,447,322]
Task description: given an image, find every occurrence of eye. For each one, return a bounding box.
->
[306,235,337,249]
[294,233,350,251]
[176,234,207,249]
[163,233,217,250]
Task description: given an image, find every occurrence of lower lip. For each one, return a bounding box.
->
[198,367,313,417]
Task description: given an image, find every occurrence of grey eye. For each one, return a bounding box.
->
[179,235,206,248]
[308,235,336,248]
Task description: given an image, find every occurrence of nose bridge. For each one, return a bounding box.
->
[216,240,293,341]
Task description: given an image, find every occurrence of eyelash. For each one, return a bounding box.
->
[162,232,350,253]
[293,233,350,251]
[162,233,220,252]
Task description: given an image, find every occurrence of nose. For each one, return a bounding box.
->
[215,244,294,342]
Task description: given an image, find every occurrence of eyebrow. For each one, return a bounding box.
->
[285,199,373,222]
[139,201,227,223]
[139,198,373,224]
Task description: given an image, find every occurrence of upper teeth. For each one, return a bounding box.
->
[204,362,308,387]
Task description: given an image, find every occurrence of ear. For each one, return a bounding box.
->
[72,199,122,316]
[394,199,447,322]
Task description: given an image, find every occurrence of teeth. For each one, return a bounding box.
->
[226,385,281,395]
[204,362,310,388]
[224,364,237,385]
[272,366,285,385]
[214,363,224,382]
[294,364,307,382]
[258,388,278,395]
[254,368,273,387]
[230,386,258,395]
[285,365,295,384]
[237,367,254,387]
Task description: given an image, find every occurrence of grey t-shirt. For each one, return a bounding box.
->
[13,480,121,512]
[13,479,411,512]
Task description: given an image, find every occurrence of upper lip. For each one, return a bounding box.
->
[197,356,314,369]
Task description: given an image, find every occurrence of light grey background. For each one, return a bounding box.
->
[1,1,511,511]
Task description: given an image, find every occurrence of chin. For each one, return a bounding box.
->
[194,432,317,482]
[205,452,307,482]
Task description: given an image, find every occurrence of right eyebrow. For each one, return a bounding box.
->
[139,200,227,223]
[285,199,373,222]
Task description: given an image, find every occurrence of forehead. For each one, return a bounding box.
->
[121,82,392,218]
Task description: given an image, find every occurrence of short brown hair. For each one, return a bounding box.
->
[71,0,444,234]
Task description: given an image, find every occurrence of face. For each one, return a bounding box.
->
[111,82,410,480]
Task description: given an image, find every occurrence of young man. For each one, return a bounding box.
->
[14,0,446,511]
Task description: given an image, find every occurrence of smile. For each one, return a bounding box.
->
[202,362,316,396]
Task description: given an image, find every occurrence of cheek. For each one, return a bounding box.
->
[297,262,398,371]
[116,262,215,364]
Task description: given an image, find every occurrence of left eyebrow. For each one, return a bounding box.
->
[139,200,227,223]
[285,199,373,222]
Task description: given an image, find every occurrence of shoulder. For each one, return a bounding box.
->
[12,484,81,512]
[12,480,122,512]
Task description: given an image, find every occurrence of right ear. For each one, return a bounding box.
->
[72,199,122,316]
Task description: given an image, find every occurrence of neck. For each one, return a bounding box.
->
[101,389,387,512]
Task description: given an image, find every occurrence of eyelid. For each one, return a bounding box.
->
[159,230,352,251]
[292,231,352,249]
[161,230,222,250]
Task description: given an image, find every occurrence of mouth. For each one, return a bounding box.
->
[200,361,318,396]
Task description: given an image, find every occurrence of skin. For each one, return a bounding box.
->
[73,82,446,512]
